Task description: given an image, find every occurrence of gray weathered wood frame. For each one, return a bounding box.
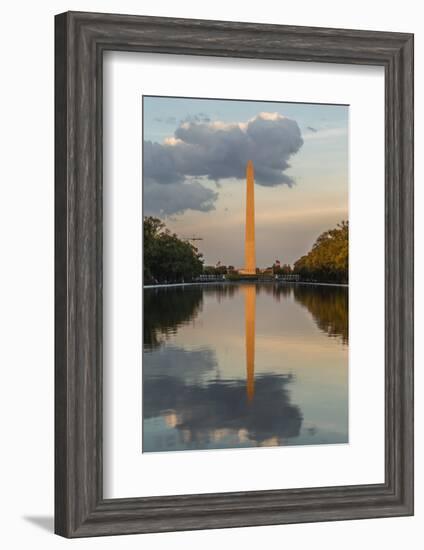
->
[55,11,414,538]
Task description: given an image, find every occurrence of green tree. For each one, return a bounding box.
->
[144,216,204,283]
[293,221,348,283]
[203,265,228,276]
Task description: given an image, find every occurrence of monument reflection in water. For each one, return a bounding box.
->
[143,283,348,453]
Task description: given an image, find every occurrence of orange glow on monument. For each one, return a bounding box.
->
[244,285,256,402]
[242,163,257,401]
[243,160,256,275]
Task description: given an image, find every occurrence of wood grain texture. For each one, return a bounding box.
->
[54,11,414,538]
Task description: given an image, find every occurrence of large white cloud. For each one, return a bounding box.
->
[144,112,303,215]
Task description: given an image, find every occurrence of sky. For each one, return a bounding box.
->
[143,95,348,267]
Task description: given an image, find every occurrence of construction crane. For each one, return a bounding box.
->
[183,236,203,242]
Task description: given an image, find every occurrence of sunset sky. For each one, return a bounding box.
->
[143,96,348,267]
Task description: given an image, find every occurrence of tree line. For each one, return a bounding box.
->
[144,216,348,284]
[293,221,348,284]
[144,216,203,284]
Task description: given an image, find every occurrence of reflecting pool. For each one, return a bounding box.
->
[143,283,348,452]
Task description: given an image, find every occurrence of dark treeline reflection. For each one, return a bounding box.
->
[256,283,294,299]
[143,287,203,350]
[144,284,242,350]
[201,283,240,299]
[144,283,348,350]
[293,285,348,344]
[143,373,302,451]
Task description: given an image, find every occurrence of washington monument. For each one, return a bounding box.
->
[243,160,256,275]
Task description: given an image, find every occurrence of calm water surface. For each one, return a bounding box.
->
[143,283,348,452]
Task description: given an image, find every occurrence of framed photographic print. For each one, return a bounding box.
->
[55,11,414,537]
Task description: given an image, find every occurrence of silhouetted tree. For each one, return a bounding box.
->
[144,216,204,283]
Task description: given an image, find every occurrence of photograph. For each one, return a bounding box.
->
[142,95,349,453]
[0,1,416,545]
